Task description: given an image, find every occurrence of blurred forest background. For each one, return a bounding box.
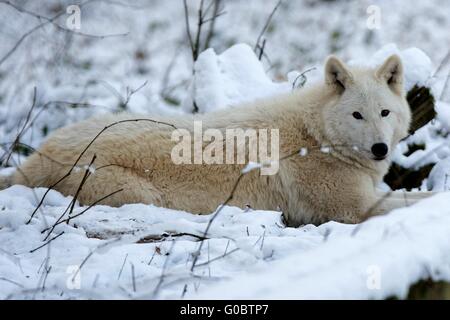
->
[0,0,449,148]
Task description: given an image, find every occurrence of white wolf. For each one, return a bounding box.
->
[0,55,435,226]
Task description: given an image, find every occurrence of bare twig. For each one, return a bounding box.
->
[1,142,68,167]
[42,188,124,235]
[193,0,205,61]
[0,0,129,66]
[1,96,114,167]
[118,253,129,280]
[70,237,122,285]
[0,8,64,66]
[183,0,225,62]
[0,1,129,39]
[440,71,450,101]
[29,232,64,253]
[195,248,240,268]
[291,67,317,90]
[160,45,183,98]
[121,81,149,109]
[68,154,97,218]
[152,241,176,298]
[130,262,136,292]
[432,50,450,78]
[257,39,266,61]
[190,173,245,271]
[260,229,266,251]
[253,0,282,55]
[148,248,158,265]
[137,232,208,243]
[204,0,223,50]
[40,265,52,292]
[0,277,25,288]
[1,87,37,165]
[27,118,176,224]
[183,0,195,59]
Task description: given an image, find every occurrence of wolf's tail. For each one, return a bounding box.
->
[0,175,12,190]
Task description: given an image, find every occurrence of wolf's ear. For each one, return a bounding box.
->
[376,55,403,95]
[325,55,352,93]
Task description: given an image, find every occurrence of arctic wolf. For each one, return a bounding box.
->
[0,55,434,226]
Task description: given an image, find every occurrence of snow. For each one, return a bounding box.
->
[186,43,436,113]
[320,146,331,154]
[193,192,450,299]
[242,161,262,174]
[184,44,289,113]
[355,43,434,91]
[1,0,450,300]
[427,158,450,191]
[1,185,450,299]
[299,148,308,157]
[436,101,450,130]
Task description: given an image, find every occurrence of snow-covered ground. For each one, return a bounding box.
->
[0,0,450,299]
[1,185,450,299]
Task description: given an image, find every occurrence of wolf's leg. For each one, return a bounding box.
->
[371,190,436,215]
[0,175,12,190]
[50,165,165,207]
[11,149,166,207]
[328,191,436,225]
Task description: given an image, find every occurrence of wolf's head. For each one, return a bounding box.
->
[321,55,411,164]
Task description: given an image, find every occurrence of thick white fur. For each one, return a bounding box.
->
[5,55,435,226]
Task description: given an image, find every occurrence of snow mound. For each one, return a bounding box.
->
[427,158,450,191]
[183,44,289,113]
[187,43,435,113]
[359,43,433,91]
[193,192,450,299]
[1,185,450,299]
[436,101,450,130]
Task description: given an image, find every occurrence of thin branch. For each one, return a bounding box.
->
[202,10,226,24]
[257,39,266,61]
[160,44,183,98]
[70,237,122,285]
[190,173,245,271]
[432,49,450,78]
[121,81,149,109]
[440,71,450,101]
[0,9,64,66]
[195,248,240,267]
[152,241,176,298]
[130,262,136,292]
[193,0,205,61]
[0,1,129,39]
[68,154,97,217]
[118,253,129,280]
[27,118,176,224]
[137,232,208,243]
[253,0,282,53]
[29,232,64,253]
[42,188,124,235]
[183,0,195,59]
[183,0,224,61]
[0,0,107,66]
[1,87,37,165]
[291,67,317,90]
[0,277,25,288]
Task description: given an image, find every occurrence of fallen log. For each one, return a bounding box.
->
[384,85,437,190]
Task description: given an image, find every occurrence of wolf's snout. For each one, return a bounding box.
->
[371,143,388,159]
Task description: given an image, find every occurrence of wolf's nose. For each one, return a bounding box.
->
[371,143,388,158]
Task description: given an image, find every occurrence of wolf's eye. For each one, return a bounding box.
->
[352,112,363,120]
[381,109,390,117]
